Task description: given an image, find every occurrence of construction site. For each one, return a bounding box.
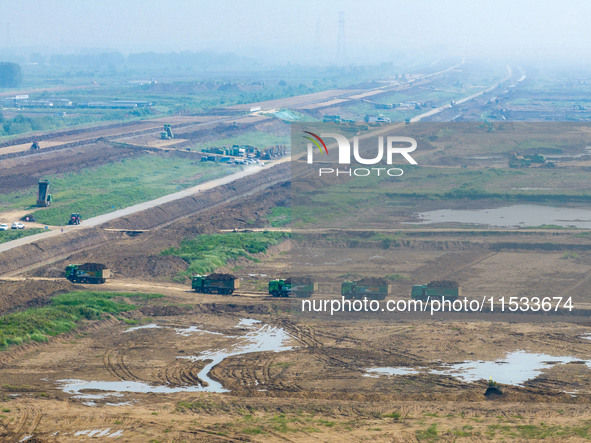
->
[0,3,591,437]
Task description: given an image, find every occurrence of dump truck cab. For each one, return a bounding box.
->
[269,279,290,297]
[65,263,110,284]
[341,278,389,300]
[411,285,427,300]
[192,273,239,295]
[411,281,460,301]
[341,281,355,297]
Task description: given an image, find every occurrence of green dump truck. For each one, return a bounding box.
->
[411,280,461,301]
[341,277,390,300]
[192,273,240,295]
[65,263,110,284]
[268,277,317,298]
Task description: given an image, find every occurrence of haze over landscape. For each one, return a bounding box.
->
[2,0,591,64]
[1,1,591,442]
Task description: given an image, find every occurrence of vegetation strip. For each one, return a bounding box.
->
[163,231,289,279]
[0,291,162,349]
[1,154,231,226]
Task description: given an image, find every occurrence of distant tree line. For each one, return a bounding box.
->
[48,51,252,70]
[0,62,23,87]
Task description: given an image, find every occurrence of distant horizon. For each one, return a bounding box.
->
[2,0,591,66]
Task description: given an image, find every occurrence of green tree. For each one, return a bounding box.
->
[0,62,23,87]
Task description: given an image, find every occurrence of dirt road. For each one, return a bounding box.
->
[0,158,288,255]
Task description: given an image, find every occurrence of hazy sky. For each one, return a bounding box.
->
[3,0,591,63]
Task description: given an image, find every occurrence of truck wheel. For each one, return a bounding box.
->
[271,290,279,297]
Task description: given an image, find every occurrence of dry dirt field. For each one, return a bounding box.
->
[1,277,591,442]
[1,118,591,440]
[2,195,591,441]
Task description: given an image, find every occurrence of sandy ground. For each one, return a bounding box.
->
[2,280,591,441]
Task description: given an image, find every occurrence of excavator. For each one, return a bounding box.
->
[160,124,174,140]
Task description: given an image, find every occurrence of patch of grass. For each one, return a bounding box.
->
[292,164,591,228]
[562,251,578,259]
[0,228,46,244]
[2,155,232,226]
[382,411,401,420]
[0,291,162,350]
[267,206,291,227]
[385,274,408,281]
[271,362,294,369]
[452,424,475,437]
[416,423,438,441]
[243,427,265,435]
[523,224,568,229]
[487,421,591,439]
[163,231,289,278]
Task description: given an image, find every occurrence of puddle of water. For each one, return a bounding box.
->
[59,319,294,397]
[181,322,294,392]
[74,429,122,438]
[409,205,591,228]
[365,367,419,377]
[125,323,227,337]
[236,318,261,328]
[124,323,161,333]
[366,351,591,387]
[58,379,205,399]
[106,401,132,406]
[174,326,226,337]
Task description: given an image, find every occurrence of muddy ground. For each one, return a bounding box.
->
[1,182,591,440]
[1,285,591,442]
[2,104,591,439]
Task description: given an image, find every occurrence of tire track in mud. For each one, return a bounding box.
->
[186,427,250,442]
[157,361,205,387]
[282,320,426,373]
[103,348,139,381]
[0,317,120,368]
[214,353,302,394]
[9,403,43,440]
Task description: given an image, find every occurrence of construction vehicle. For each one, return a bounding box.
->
[411,280,461,301]
[68,213,81,225]
[36,179,52,207]
[259,145,287,160]
[30,141,40,150]
[364,114,391,124]
[192,273,240,295]
[341,277,390,300]
[509,152,547,168]
[268,277,317,298]
[160,124,174,140]
[65,263,110,284]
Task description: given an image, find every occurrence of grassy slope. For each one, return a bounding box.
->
[0,291,162,349]
[0,155,237,226]
[0,228,46,244]
[163,231,289,279]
